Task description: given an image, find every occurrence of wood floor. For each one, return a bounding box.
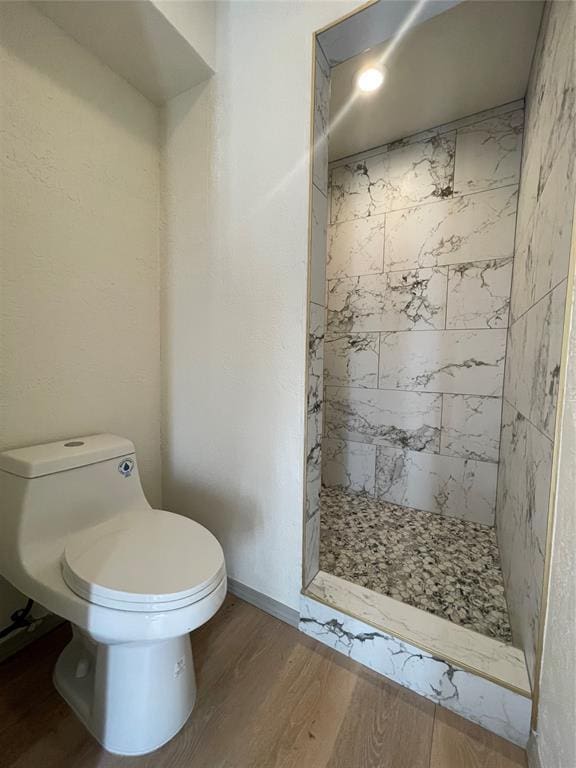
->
[0,595,527,768]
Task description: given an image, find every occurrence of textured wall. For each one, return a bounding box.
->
[497,0,576,684]
[161,1,359,611]
[0,3,161,636]
[322,104,522,526]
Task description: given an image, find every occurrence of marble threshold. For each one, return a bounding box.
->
[303,570,530,698]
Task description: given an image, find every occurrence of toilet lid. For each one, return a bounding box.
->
[62,509,225,612]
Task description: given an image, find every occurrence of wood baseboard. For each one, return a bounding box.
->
[227,578,299,628]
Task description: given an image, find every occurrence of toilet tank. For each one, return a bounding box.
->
[0,435,150,570]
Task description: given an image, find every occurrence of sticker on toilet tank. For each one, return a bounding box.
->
[118,458,134,477]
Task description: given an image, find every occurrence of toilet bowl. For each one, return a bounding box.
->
[0,434,226,756]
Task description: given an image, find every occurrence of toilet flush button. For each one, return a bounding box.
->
[118,458,134,477]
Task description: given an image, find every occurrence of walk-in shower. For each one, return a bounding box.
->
[302,0,575,719]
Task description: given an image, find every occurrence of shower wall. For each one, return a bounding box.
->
[304,41,330,585]
[497,0,576,683]
[322,103,523,526]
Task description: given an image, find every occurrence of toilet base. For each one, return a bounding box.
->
[54,626,196,755]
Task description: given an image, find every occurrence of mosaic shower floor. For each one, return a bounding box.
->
[319,487,513,644]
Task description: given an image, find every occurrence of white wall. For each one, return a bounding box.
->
[0,2,161,636]
[161,0,360,611]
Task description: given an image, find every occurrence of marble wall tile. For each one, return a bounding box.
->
[306,45,330,584]
[305,302,325,520]
[511,140,575,322]
[505,281,567,441]
[310,185,328,306]
[446,258,513,330]
[324,386,441,452]
[378,329,507,396]
[330,133,455,224]
[306,409,322,520]
[496,402,553,683]
[384,186,517,272]
[327,268,447,333]
[322,438,376,495]
[453,109,524,195]
[375,446,497,525]
[299,594,531,746]
[312,42,330,197]
[327,215,385,279]
[495,1,576,686]
[520,1,576,217]
[313,129,328,202]
[441,394,502,463]
[303,512,320,587]
[308,302,325,408]
[324,332,379,388]
[306,441,321,521]
[304,44,330,583]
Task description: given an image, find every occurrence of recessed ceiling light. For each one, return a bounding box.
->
[357,67,384,93]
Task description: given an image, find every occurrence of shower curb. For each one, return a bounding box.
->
[300,571,532,747]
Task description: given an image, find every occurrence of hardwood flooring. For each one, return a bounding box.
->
[0,595,527,768]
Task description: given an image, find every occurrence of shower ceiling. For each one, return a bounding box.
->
[328,0,544,161]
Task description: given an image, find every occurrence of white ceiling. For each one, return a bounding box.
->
[36,1,213,105]
[328,0,544,161]
[317,0,462,67]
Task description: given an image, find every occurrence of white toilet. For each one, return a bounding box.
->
[0,434,226,756]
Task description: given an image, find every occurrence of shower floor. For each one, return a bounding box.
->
[319,487,513,644]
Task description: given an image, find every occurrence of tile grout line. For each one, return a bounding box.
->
[439,197,448,458]
[444,264,450,331]
[381,211,386,275]
[312,179,328,200]
[376,212,385,399]
[493,104,526,543]
[376,331,381,391]
[329,181,519,227]
[509,274,568,328]
[324,383,502,399]
[326,325,508,334]
[439,393,445,456]
[328,252,514,282]
[502,395,554,445]
[324,434,498,466]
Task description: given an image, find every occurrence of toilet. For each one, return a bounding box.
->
[0,434,226,756]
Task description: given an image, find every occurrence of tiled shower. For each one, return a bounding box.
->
[319,103,521,643]
[305,0,576,680]
[323,104,521,526]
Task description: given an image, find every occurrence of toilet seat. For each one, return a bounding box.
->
[62,509,225,612]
